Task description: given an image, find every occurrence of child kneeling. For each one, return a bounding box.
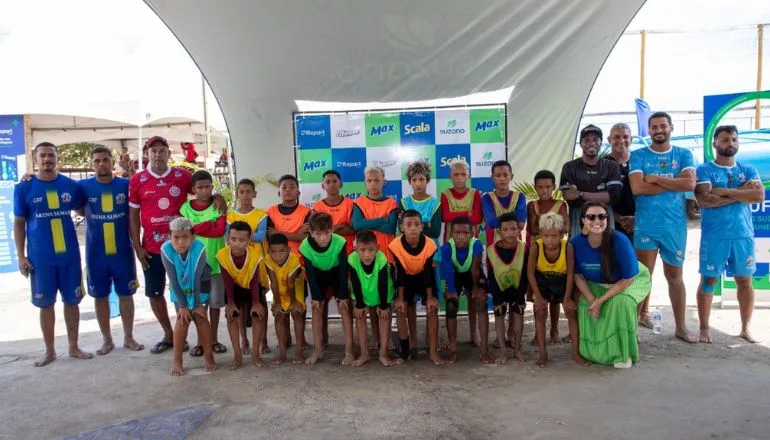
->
[161,217,217,376]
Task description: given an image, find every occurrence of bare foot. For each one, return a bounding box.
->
[241,340,250,355]
[272,354,287,365]
[535,354,548,368]
[675,328,697,344]
[353,354,370,367]
[447,351,458,364]
[439,339,450,351]
[252,356,267,367]
[470,335,480,347]
[429,351,445,366]
[366,339,378,350]
[388,340,395,351]
[170,361,185,376]
[229,356,243,370]
[261,343,271,354]
[341,352,355,366]
[480,352,494,364]
[293,350,307,364]
[379,355,403,367]
[33,351,56,367]
[123,339,144,351]
[699,328,712,343]
[96,341,115,356]
[572,354,591,366]
[204,358,217,372]
[305,351,323,365]
[739,331,759,344]
[69,348,94,360]
[514,350,527,362]
[495,352,508,366]
[550,331,560,345]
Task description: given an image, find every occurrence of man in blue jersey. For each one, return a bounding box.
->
[629,112,697,343]
[13,142,93,366]
[695,125,764,344]
[78,146,144,355]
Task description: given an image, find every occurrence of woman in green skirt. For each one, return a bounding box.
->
[568,201,651,368]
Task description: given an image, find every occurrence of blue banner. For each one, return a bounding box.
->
[0,115,25,274]
[634,98,651,137]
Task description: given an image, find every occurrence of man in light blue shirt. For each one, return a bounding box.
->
[629,111,696,343]
[694,125,764,344]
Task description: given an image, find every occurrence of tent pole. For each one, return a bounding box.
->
[756,24,764,130]
[640,30,646,100]
[137,123,143,171]
[202,75,211,161]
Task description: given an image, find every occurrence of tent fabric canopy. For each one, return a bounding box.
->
[144,0,645,201]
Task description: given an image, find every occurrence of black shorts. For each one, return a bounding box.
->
[229,285,267,307]
[309,268,349,302]
[492,287,526,311]
[535,272,566,303]
[143,252,166,298]
[449,271,474,296]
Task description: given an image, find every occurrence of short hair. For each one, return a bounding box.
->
[498,212,519,227]
[648,111,672,127]
[364,166,385,178]
[322,170,341,180]
[534,170,556,185]
[491,160,512,174]
[356,230,377,244]
[714,125,738,139]
[229,221,252,235]
[169,217,194,233]
[538,212,564,232]
[90,145,113,158]
[278,174,298,186]
[191,169,213,185]
[450,158,470,172]
[610,122,631,133]
[406,160,431,183]
[308,212,333,231]
[450,216,472,229]
[401,209,422,222]
[33,141,57,155]
[237,178,255,191]
[268,232,289,247]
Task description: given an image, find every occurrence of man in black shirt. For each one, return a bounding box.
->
[559,124,622,237]
[603,123,636,241]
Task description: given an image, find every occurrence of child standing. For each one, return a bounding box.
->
[481,160,527,246]
[262,233,306,364]
[486,212,529,365]
[267,174,312,256]
[526,170,569,243]
[389,210,444,365]
[349,230,402,367]
[179,170,228,357]
[299,212,354,365]
[217,221,268,369]
[439,216,485,364]
[161,218,216,376]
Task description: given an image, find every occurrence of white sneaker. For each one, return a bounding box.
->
[614,359,633,369]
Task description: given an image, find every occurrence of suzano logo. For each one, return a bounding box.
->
[403,122,430,135]
[440,154,467,167]
[475,151,495,167]
[337,161,362,168]
[475,120,500,131]
[303,159,327,172]
[483,151,493,160]
[311,193,322,202]
[300,129,326,136]
[370,124,395,136]
[439,119,465,135]
[372,159,397,167]
[335,129,360,138]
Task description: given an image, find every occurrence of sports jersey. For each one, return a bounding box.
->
[261,252,305,312]
[570,230,638,283]
[160,239,210,309]
[534,238,567,301]
[78,176,133,264]
[349,251,394,309]
[559,157,622,211]
[487,240,527,291]
[227,207,268,244]
[629,146,694,231]
[481,190,527,245]
[389,235,437,276]
[441,188,483,225]
[535,238,567,275]
[353,196,398,262]
[696,161,759,239]
[216,245,263,289]
[440,238,483,293]
[180,200,226,274]
[604,155,635,217]
[13,175,84,266]
[267,203,312,256]
[128,167,192,254]
[312,197,355,253]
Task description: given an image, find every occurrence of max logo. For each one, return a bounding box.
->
[303,160,327,171]
[475,120,500,131]
[370,125,395,136]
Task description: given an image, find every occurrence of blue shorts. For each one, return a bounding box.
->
[87,257,138,298]
[634,228,687,267]
[30,261,84,308]
[699,237,756,279]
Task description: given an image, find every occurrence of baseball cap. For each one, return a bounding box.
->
[143,136,169,151]
[579,124,602,141]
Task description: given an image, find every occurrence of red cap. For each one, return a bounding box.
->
[143,136,169,151]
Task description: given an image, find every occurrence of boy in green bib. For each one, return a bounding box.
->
[299,212,353,365]
[349,230,402,367]
[180,170,228,357]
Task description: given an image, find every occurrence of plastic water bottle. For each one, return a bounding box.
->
[651,308,662,335]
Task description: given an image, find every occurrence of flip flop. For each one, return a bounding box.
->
[189,345,204,357]
[212,342,228,354]
[150,341,172,354]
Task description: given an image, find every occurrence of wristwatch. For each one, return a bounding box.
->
[578,191,584,200]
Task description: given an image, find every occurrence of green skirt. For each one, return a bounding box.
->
[578,265,651,366]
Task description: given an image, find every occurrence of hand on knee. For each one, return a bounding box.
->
[493,304,507,317]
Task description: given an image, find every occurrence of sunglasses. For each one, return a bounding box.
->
[583,213,608,221]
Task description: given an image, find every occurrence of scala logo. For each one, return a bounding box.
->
[335,129,360,138]
[475,120,500,131]
[337,161,362,168]
[403,122,431,135]
[300,129,326,136]
[439,119,465,135]
[370,124,395,136]
[372,159,397,167]
[303,159,328,171]
[440,154,467,167]
[312,193,322,202]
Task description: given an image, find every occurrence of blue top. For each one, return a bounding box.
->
[481,191,527,228]
[629,146,694,231]
[696,161,759,239]
[13,175,84,266]
[77,177,133,263]
[440,239,484,292]
[570,230,638,283]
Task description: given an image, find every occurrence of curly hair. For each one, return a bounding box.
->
[406,160,431,183]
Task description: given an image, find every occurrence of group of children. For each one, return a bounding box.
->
[163,159,578,376]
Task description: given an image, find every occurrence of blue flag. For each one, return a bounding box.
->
[635,98,651,137]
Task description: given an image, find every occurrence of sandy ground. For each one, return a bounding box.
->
[1,222,770,440]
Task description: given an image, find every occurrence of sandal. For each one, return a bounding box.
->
[150,341,172,354]
[212,342,228,354]
[189,345,204,357]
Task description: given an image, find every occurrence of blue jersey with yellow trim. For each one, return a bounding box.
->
[78,176,134,264]
[13,175,84,266]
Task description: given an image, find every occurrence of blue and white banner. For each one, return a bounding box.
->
[0,115,26,273]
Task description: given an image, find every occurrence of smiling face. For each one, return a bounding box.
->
[582,205,609,236]
[580,133,602,159]
[609,127,632,156]
[649,116,673,146]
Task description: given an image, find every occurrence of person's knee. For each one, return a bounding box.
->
[700,276,718,294]
[311,300,323,313]
[445,297,459,319]
[191,306,207,321]
[734,277,753,290]
[493,303,507,317]
[290,309,304,320]
[337,298,350,313]
[510,303,525,316]
[534,304,547,319]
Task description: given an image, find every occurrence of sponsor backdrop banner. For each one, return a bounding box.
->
[0,115,25,273]
[294,106,506,207]
[703,91,770,297]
